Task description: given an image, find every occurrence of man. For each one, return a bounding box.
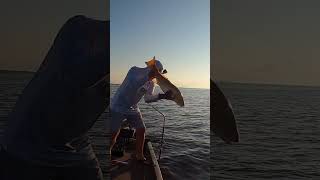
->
[0,15,109,180]
[110,57,173,161]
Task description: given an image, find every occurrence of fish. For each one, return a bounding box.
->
[156,73,185,107]
[148,57,184,107]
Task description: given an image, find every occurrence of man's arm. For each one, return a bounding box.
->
[144,81,159,103]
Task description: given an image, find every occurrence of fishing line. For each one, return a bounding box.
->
[149,104,166,161]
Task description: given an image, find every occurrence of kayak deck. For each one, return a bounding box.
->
[110,138,163,180]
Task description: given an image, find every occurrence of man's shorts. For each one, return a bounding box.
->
[110,110,146,133]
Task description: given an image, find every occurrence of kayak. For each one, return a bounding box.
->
[110,128,163,180]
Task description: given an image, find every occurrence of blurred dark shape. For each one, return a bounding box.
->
[211,79,239,143]
[1,15,109,179]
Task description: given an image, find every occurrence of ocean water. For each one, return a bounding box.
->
[212,82,320,179]
[0,71,210,180]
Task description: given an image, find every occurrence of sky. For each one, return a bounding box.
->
[212,0,320,87]
[0,0,108,72]
[111,0,210,89]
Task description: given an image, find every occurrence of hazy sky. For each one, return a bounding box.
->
[212,0,320,86]
[111,0,210,89]
[0,0,108,72]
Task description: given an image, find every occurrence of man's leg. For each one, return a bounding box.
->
[109,110,124,159]
[109,129,120,157]
[135,127,146,160]
[126,113,146,160]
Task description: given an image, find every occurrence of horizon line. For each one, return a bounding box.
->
[2,70,318,88]
[111,83,210,90]
[214,80,320,88]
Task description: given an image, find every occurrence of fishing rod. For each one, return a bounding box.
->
[149,104,166,160]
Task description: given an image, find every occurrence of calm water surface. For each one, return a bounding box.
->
[212,82,320,179]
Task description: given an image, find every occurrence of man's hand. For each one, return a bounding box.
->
[158,90,174,100]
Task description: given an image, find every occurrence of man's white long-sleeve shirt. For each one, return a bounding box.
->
[110,66,159,114]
